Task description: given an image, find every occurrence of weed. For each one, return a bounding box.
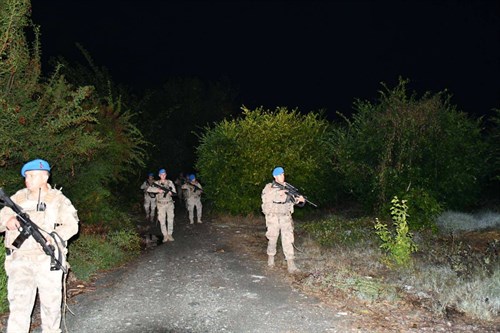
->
[374,196,418,268]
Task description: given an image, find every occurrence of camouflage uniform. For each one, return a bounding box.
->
[148,178,177,241]
[0,185,79,333]
[181,177,203,224]
[261,182,296,261]
[261,166,305,273]
[140,176,157,222]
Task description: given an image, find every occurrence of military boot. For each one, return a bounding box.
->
[167,234,175,241]
[287,259,299,273]
[267,255,275,267]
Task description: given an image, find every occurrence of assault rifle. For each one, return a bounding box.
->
[151,182,176,198]
[272,181,318,208]
[186,182,203,193]
[0,188,66,273]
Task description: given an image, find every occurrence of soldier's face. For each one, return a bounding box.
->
[274,173,285,183]
[159,173,166,180]
[25,170,49,191]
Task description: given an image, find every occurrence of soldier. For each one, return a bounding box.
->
[174,172,186,204]
[140,172,157,222]
[261,166,305,274]
[147,169,177,242]
[0,159,79,333]
[182,174,203,224]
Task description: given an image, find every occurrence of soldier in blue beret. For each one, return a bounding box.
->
[261,166,304,274]
[147,169,177,242]
[181,174,204,224]
[0,159,79,332]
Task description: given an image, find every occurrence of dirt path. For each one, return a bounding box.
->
[42,214,360,333]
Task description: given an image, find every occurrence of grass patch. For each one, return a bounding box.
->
[0,248,8,314]
[68,230,141,281]
[297,215,374,247]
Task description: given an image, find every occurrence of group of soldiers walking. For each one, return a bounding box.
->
[140,166,306,274]
[140,169,203,243]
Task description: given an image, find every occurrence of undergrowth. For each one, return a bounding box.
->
[68,230,141,281]
[296,209,500,321]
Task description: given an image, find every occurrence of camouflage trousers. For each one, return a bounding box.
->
[143,195,157,221]
[157,201,175,236]
[186,197,202,223]
[265,214,295,260]
[5,252,64,333]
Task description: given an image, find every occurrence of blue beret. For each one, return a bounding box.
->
[188,174,195,181]
[21,159,51,177]
[159,169,166,175]
[272,167,284,177]
[148,172,154,177]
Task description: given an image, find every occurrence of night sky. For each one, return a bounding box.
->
[31,1,499,119]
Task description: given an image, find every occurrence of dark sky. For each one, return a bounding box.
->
[31,1,499,118]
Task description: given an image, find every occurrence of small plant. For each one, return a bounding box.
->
[374,196,418,268]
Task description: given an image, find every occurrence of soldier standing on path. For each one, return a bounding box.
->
[261,166,305,274]
[182,174,203,224]
[147,169,177,242]
[0,159,79,333]
[140,172,157,222]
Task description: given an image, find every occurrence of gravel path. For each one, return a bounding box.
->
[51,216,355,333]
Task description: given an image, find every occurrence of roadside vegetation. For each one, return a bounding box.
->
[0,0,498,327]
[296,203,499,323]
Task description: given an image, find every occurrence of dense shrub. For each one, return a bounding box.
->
[330,78,488,226]
[196,106,334,215]
[0,0,147,224]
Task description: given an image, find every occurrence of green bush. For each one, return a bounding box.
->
[330,78,488,214]
[374,196,418,268]
[1,0,147,224]
[384,187,443,231]
[196,106,335,215]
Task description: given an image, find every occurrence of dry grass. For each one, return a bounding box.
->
[213,212,500,332]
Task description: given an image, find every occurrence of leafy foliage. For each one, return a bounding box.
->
[330,78,488,220]
[483,108,500,203]
[0,0,101,191]
[1,1,147,226]
[196,106,334,214]
[374,196,418,268]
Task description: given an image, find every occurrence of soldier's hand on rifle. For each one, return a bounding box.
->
[6,216,20,231]
[295,195,305,204]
